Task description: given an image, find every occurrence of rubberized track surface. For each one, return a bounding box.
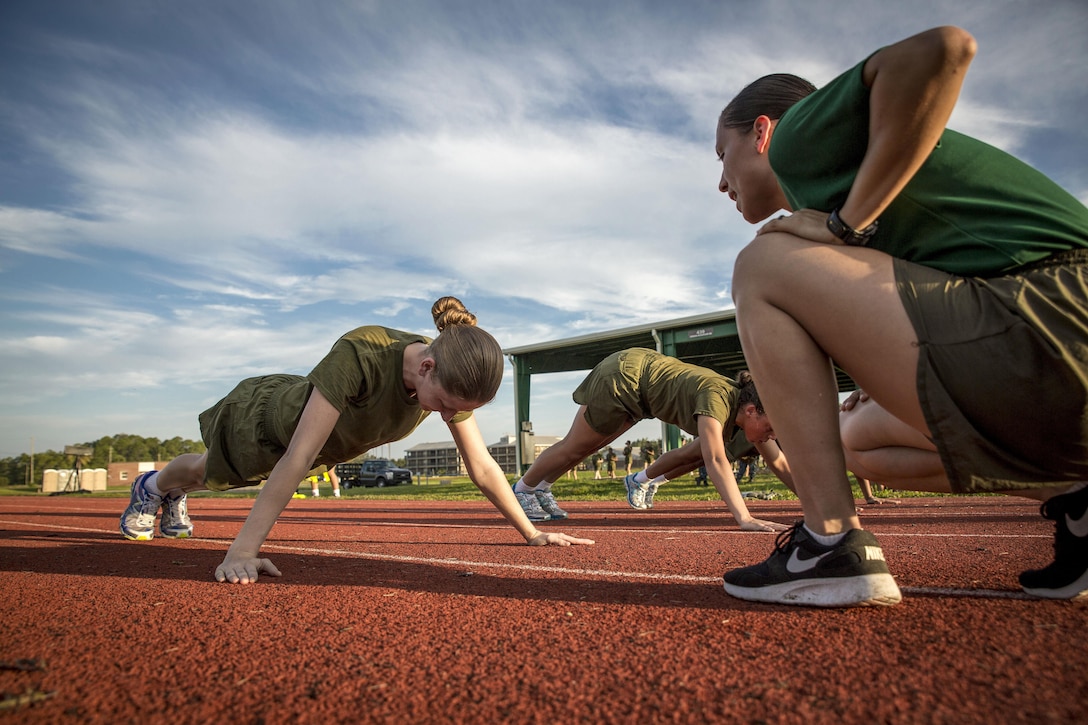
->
[1,495,1085,723]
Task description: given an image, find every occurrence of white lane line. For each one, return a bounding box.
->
[260,543,1037,601]
[0,517,1050,541]
[0,519,1044,602]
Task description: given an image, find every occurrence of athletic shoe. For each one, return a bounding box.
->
[534,490,569,519]
[120,472,164,541]
[722,522,902,607]
[515,491,552,522]
[644,480,661,509]
[160,491,193,539]
[623,473,648,510]
[1019,484,1088,599]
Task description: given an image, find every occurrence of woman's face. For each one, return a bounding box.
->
[739,404,776,444]
[414,370,482,422]
[714,121,784,223]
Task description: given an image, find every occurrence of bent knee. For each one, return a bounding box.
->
[732,233,799,305]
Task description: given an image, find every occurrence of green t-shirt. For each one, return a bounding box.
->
[770,58,1088,276]
[266,326,471,467]
[639,353,739,438]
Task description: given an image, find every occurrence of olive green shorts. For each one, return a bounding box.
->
[198,374,300,491]
[896,250,1088,492]
[572,350,654,436]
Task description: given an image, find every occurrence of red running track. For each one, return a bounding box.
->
[0,494,1085,723]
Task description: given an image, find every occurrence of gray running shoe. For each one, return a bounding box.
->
[534,490,569,519]
[623,474,648,510]
[644,480,660,509]
[515,491,552,522]
[120,472,163,541]
[160,491,193,538]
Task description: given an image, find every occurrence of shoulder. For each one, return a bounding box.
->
[337,326,432,348]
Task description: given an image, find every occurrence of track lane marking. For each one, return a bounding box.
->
[0,518,1041,602]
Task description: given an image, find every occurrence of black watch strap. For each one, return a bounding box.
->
[827,208,878,246]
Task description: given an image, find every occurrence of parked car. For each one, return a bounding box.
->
[336,459,413,488]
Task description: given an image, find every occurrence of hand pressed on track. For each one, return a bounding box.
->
[528,531,595,547]
[215,555,283,584]
[738,518,788,533]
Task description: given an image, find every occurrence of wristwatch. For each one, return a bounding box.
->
[826,207,878,246]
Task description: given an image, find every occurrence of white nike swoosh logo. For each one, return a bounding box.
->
[786,548,832,574]
[1067,508,1088,539]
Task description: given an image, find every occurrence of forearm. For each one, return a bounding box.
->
[708,462,755,523]
[470,463,540,542]
[226,457,310,558]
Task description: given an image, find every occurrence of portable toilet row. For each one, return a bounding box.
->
[42,468,108,493]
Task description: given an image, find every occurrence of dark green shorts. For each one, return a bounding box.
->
[896,249,1088,492]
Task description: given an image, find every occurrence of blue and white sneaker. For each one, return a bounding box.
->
[534,490,569,519]
[160,491,193,538]
[120,472,163,541]
[515,491,552,522]
[644,480,661,509]
[623,473,647,510]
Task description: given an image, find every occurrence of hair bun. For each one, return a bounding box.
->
[432,296,478,332]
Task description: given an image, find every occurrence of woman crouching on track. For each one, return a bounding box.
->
[717,26,1088,607]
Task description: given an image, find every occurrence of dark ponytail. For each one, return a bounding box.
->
[735,370,764,414]
[719,73,817,131]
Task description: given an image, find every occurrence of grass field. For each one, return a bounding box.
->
[1,470,942,503]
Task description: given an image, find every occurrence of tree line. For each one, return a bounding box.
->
[0,434,206,488]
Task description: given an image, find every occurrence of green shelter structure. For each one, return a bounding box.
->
[503,308,855,473]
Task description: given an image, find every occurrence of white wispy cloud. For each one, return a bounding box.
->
[0,0,1085,458]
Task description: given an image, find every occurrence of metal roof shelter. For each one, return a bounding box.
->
[503,308,855,472]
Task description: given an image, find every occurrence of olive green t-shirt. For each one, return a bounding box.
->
[770,58,1088,276]
[638,351,740,437]
[200,326,471,487]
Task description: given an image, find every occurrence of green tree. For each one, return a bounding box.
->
[0,434,206,489]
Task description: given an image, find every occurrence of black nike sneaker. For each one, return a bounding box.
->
[1019,484,1088,600]
[723,521,901,607]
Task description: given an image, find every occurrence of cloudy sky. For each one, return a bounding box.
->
[1,0,1086,463]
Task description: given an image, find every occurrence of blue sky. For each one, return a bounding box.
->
[1,0,1086,462]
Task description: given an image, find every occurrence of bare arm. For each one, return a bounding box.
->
[841,25,978,229]
[215,387,341,583]
[449,415,594,547]
[758,26,978,241]
[755,439,795,494]
[698,416,786,532]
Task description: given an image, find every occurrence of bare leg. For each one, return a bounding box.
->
[840,397,948,491]
[643,438,704,481]
[733,234,925,535]
[520,406,632,486]
[154,453,209,494]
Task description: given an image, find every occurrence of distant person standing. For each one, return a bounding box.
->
[307,466,341,497]
[623,441,634,475]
